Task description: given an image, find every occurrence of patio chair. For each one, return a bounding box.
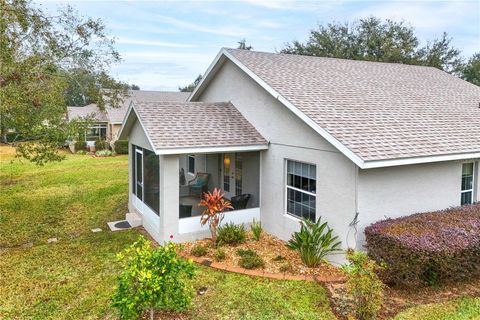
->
[230,193,251,210]
[188,172,210,197]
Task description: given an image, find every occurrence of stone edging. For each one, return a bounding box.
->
[182,254,346,284]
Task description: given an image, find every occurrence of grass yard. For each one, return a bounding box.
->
[394,297,480,320]
[1,145,478,320]
[0,146,334,320]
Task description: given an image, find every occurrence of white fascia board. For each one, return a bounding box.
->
[118,102,158,153]
[363,152,480,169]
[116,101,134,140]
[220,49,366,168]
[156,144,269,155]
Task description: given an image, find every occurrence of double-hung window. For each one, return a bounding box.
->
[286,160,316,221]
[461,162,475,205]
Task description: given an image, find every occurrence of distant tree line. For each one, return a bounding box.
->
[281,17,478,84]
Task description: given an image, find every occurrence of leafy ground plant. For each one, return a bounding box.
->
[216,222,246,245]
[190,244,207,257]
[112,237,196,320]
[287,217,341,267]
[95,149,112,157]
[214,248,226,261]
[341,250,385,320]
[237,249,264,269]
[251,218,262,241]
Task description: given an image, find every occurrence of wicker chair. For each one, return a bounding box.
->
[188,172,210,197]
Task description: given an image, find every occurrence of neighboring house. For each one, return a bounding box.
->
[66,90,190,144]
[119,48,480,260]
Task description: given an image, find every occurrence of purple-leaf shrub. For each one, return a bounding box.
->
[365,203,480,287]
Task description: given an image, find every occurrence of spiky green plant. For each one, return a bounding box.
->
[287,217,341,267]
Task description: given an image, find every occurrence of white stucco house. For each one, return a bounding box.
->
[118,48,480,255]
[66,90,189,144]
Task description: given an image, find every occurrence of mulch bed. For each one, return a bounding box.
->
[180,231,345,280]
[137,227,480,319]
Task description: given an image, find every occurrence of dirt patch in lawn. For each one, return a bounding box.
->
[180,231,345,279]
[326,276,480,319]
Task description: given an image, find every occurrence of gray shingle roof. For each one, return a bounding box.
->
[225,48,480,162]
[106,90,190,124]
[132,101,267,151]
[66,91,190,124]
[66,104,107,122]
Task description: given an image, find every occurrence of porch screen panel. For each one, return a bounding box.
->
[143,149,160,215]
[135,149,143,201]
[132,144,136,196]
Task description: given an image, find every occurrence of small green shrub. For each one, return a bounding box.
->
[76,150,88,155]
[341,250,385,320]
[114,140,129,154]
[237,249,264,269]
[250,219,262,241]
[95,140,109,151]
[280,262,290,272]
[272,255,285,262]
[95,149,112,157]
[74,140,87,151]
[111,237,195,320]
[216,223,246,245]
[190,244,207,257]
[287,217,341,267]
[214,248,226,261]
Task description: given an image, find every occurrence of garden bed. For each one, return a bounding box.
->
[180,231,345,280]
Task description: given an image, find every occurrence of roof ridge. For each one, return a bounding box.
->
[223,47,441,70]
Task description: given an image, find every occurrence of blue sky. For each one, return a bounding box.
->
[40,0,479,91]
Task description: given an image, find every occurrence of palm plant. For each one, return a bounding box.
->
[287,217,342,267]
[199,188,233,245]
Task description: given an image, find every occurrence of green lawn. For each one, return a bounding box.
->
[394,297,480,320]
[1,147,478,320]
[0,148,334,320]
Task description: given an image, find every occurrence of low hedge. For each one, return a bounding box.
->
[94,140,109,151]
[114,140,128,154]
[365,204,480,287]
[74,141,87,151]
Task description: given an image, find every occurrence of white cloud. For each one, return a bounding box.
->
[116,37,196,48]
[257,20,283,29]
[156,14,251,37]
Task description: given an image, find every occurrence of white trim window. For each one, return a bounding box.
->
[461,162,475,205]
[187,155,195,175]
[286,160,316,221]
[85,123,107,141]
